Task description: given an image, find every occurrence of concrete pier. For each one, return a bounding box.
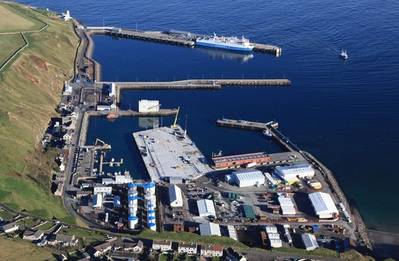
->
[87,108,178,117]
[216,118,299,152]
[97,79,291,103]
[86,27,282,56]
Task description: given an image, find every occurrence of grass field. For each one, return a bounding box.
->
[0,4,45,33]
[139,230,249,249]
[0,33,26,67]
[0,2,79,221]
[0,238,55,261]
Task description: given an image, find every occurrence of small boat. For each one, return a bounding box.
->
[339,49,348,60]
[106,111,119,120]
[263,129,272,137]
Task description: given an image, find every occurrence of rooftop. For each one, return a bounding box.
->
[212,152,270,163]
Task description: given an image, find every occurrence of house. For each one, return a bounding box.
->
[178,242,197,255]
[152,240,172,252]
[90,241,114,257]
[117,240,144,253]
[47,234,78,247]
[23,230,44,241]
[200,244,224,257]
[0,222,19,234]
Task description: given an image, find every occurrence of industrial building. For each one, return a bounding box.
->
[212,152,272,169]
[308,192,339,220]
[199,222,221,236]
[301,233,319,251]
[265,225,282,248]
[93,194,103,209]
[197,199,216,217]
[227,225,238,241]
[278,194,296,215]
[138,99,160,113]
[93,186,112,195]
[229,169,265,187]
[274,164,315,184]
[168,184,183,208]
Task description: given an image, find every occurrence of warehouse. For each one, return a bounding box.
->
[199,222,221,236]
[308,192,339,220]
[278,194,296,215]
[274,164,315,184]
[197,199,216,217]
[230,169,265,187]
[93,194,103,209]
[168,184,183,208]
[301,233,319,251]
[212,152,272,169]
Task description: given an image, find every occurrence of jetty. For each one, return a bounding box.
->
[97,79,291,103]
[216,118,299,152]
[85,26,282,56]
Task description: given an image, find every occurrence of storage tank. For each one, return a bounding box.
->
[129,206,137,216]
[128,187,138,197]
[128,215,138,229]
[128,183,137,189]
[147,214,156,222]
[147,210,156,218]
[144,182,156,195]
[148,222,157,231]
[145,193,156,207]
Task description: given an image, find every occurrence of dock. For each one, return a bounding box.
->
[78,109,178,146]
[87,108,178,117]
[133,126,213,182]
[86,27,282,56]
[97,79,291,103]
[216,118,300,152]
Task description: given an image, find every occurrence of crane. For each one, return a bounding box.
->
[171,107,180,128]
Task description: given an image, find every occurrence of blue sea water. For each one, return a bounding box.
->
[18,0,399,232]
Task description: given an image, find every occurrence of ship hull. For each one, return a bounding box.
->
[196,40,254,52]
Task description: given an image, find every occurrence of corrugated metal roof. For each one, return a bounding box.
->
[309,192,338,216]
[242,205,256,219]
[168,184,183,207]
[301,233,319,250]
[199,222,221,236]
[197,199,216,217]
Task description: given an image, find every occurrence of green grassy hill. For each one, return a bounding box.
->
[0,2,78,221]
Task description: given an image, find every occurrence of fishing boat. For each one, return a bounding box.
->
[339,49,348,60]
[263,129,272,137]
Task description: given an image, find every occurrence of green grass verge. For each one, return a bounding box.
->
[0,2,79,222]
[271,246,339,258]
[35,221,56,231]
[0,34,26,67]
[0,3,46,33]
[62,226,107,246]
[0,237,55,261]
[139,230,248,249]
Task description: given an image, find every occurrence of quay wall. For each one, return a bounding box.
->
[86,27,282,56]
